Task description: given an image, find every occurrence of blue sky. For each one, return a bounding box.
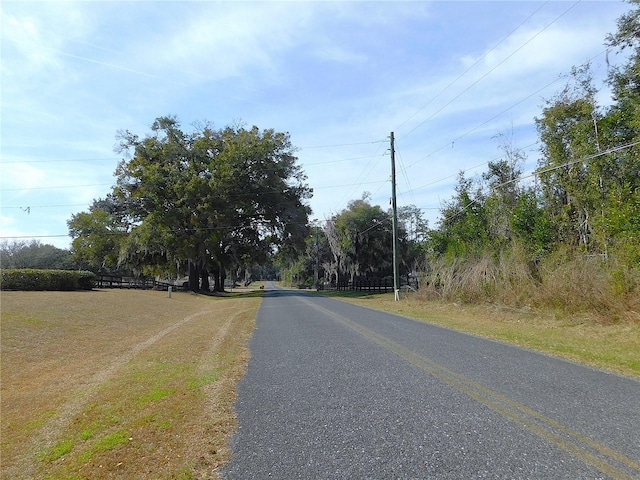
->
[0,0,630,249]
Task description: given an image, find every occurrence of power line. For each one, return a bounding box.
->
[314,180,388,190]
[394,140,417,207]
[348,3,584,214]
[0,203,90,210]
[401,42,615,172]
[303,153,384,166]
[1,179,389,211]
[1,152,384,192]
[0,157,120,165]
[367,175,391,202]
[399,0,582,141]
[401,7,629,172]
[298,139,386,149]
[330,145,389,212]
[403,69,560,171]
[1,183,113,192]
[534,140,640,177]
[394,0,552,134]
[7,142,637,242]
[0,234,71,240]
[0,218,317,242]
[405,143,538,195]
[440,140,640,222]
[0,141,384,168]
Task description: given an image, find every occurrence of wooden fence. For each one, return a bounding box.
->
[96,275,186,291]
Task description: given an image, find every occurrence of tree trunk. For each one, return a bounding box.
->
[212,266,226,292]
[188,260,199,292]
[214,268,226,292]
[201,268,210,292]
[211,266,220,292]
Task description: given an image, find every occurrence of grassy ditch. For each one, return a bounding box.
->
[322,290,640,378]
[1,288,262,479]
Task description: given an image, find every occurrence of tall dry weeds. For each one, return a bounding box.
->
[418,246,639,323]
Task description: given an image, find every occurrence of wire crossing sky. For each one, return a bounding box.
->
[0,1,630,248]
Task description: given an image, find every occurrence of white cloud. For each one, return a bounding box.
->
[484,29,600,78]
[313,45,368,65]
[1,13,61,77]
[124,3,312,85]
[2,163,47,191]
[0,2,98,73]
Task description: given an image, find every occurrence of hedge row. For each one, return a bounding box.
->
[0,269,96,291]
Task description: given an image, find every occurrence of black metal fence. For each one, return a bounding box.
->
[340,278,394,293]
[324,277,418,293]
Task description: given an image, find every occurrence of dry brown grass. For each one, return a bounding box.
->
[1,288,261,479]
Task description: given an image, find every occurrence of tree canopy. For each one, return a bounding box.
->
[320,195,426,285]
[68,117,312,291]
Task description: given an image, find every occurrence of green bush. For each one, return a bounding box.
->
[0,269,96,291]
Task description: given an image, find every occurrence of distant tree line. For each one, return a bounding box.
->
[0,240,78,270]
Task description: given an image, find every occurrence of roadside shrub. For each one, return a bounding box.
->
[0,269,96,291]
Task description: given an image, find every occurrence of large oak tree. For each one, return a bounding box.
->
[69,116,312,291]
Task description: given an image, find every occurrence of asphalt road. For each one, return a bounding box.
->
[221,285,640,479]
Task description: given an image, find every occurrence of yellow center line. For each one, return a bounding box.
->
[302,298,640,480]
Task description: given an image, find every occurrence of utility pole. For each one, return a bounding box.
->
[390,132,400,301]
[313,219,320,290]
